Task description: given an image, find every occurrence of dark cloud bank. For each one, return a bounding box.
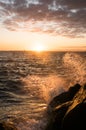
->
[0,0,86,37]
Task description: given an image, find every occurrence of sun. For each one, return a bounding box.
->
[32,44,45,52]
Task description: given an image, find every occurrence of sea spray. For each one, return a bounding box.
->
[14,75,66,129]
[22,75,66,103]
[0,51,86,130]
[63,52,86,86]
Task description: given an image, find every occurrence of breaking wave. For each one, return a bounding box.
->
[63,52,86,86]
[0,51,86,130]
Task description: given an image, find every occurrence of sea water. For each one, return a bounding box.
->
[0,51,86,130]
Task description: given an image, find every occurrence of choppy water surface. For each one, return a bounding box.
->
[0,51,86,130]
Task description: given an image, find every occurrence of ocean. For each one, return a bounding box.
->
[0,51,86,130]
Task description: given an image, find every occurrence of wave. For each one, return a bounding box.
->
[0,52,86,130]
[63,52,86,86]
[22,75,66,103]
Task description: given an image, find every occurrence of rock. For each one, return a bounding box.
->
[45,102,70,130]
[45,84,86,130]
[62,102,86,129]
[0,122,17,130]
[47,83,81,112]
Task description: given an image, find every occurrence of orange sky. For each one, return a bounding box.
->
[0,0,86,51]
[0,29,86,51]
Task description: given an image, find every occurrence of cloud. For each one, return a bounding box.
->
[0,0,86,37]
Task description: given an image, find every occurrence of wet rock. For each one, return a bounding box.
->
[45,102,70,130]
[45,83,86,130]
[0,122,17,130]
[47,83,81,112]
[62,102,86,129]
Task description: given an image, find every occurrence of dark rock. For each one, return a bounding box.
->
[0,122,17,130]
[45,83,86,130]
[62,102,86,129]
[48,83,81,112]
[45,102,70,130]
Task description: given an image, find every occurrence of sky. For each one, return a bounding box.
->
[0,0,86,51]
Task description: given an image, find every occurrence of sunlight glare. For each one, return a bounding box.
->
[32,43,45,52]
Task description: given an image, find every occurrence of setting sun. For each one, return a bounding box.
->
[31,43,45,52]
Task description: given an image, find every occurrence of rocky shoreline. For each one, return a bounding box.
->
[45,83,86,130]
